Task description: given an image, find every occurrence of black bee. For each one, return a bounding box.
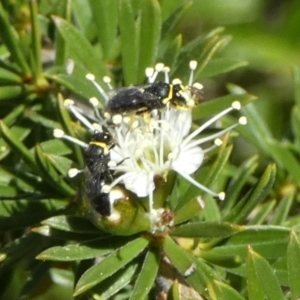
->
[85,171,112,216]
[84,130,114,216]
[85,131,114,174]
[105,81,203,116]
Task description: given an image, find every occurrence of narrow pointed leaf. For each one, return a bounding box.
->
[0,121,38,170]
[42,215,99,233]
[266,139,300,184]
[137,0,161,82]
[200,58,248,78]
[246,247,265,300]
[0,124,31,160]
[130,250,159,299]
[226,164,276,223]
[269,193,293,225]
[174,196,204,225]
[56,95,84,166]
[160,34,182,70]
[223,155,258,213]
[247,247,284,300]
[74,237,148,296]
[210,280,246,300]
[161,1,192,37]
[240,103,273,153]
[171,222,243,238]
[248,200,276,225]
[52,16,107,79]
[34,145,75,196]
[32,225,99,241]
[37,236,133,261]
[0,199,65,231]
[0,233,49,268]
[0,4,31,76]
[96,262,139,299]
[118,0,138,84]
[0,68,22,84]
[88,0,118,60]
[287,230,300,300]
[48,74,101,100]
[205,225,290,260]
[163,235,213,296]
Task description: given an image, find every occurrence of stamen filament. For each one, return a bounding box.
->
[86,73,110,102]
[182,102,240,147]
[177,170,220,199]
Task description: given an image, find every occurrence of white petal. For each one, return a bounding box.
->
[122,171,155,197]
[172,146,204,174]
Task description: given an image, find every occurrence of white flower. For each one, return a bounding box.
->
[54,61,247,221]
[107,101,245,207]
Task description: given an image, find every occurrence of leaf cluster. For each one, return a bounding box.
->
[0,1,299,299]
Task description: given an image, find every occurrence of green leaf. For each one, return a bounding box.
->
[160,34,182,71]
[88,0,118,60]
[2,103,26,126]
[129,250,159,299]
[0,85,24,100]
[266,139,300,184]
[171,222,243,238]
[200,58,248,78]
[37,236,133,261]
[0,67,22,84]
[0,3,31,77]
[96,262,139,299]
[248,200,276,225]
[246,249,267,300]
[163,235,212,296]
[56,95,84,167]
[269,193,294,225]
[210,280,246,300]
[0,233,49,268]
[74,237,149,296]
[52,16,107,79]
[161,1,192,37]
[42,215,99,233]
[175,27,225,76]
[225,164,276,224]
[247,247,285,300]
[201,143,232,222]
[32,225,99,241]
[239,103,273,154]
[0,124,31,160]
[137,0,161,82]
[24,110,61,129]
[206,225,290,260]
[39,139,72,156]
[174,196,205,225]
[192,93,257,120]
[287,230,300,300]
[0,121,38,171]
[222,155,258,214]
[47,73,103,101]
[0,199,66,231]
[34,145,75,196]
[118,0,139,84]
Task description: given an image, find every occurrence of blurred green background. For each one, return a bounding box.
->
[178,0,299,140]
[1,0,300,299]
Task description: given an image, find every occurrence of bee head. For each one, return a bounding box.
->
[91,131,113,145]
